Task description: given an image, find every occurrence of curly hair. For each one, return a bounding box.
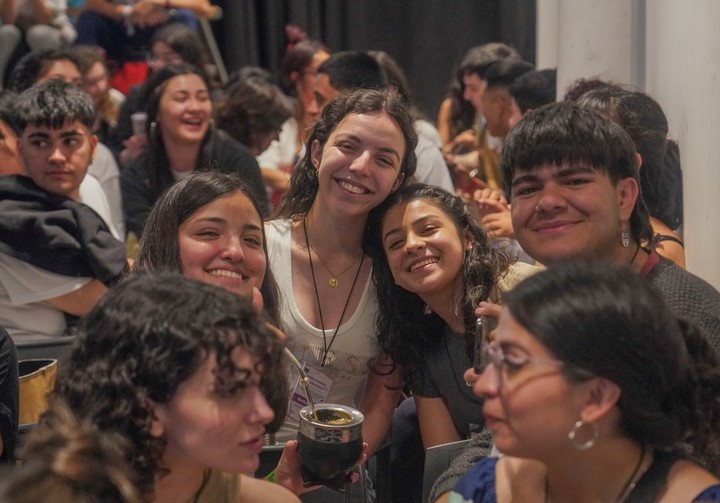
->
[505,262,720,474]
[133,172,288,433]
[276,88,418,219]
[364,183,513,370]
[48,273,285,498]
[13,79,95,132]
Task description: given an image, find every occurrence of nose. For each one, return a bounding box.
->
[48,144,66,163]
[534,184,567,214]
[306,97,320,119]
[465,364,500,397]
[187,97,203,111]
[252,388,275,425]
[463,87,472,102]
[403,232,425,254]
[348,150,372,177]
[221,236,246,262]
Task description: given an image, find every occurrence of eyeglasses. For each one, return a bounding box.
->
[477,338,566,386]
[147,52,183,67]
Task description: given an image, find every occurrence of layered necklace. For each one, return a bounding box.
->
[302,215,364,366]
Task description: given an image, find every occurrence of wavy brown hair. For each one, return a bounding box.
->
[48,273,285,498]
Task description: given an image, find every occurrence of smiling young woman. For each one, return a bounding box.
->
[366,184,535,448]
[265,89,418,485]
[120,64,268,238]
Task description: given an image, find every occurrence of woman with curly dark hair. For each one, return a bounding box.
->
[366,183,534,449]
[44,273,299,503]
[450,262,720,502]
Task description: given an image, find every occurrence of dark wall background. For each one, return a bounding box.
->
[212,0,535,121]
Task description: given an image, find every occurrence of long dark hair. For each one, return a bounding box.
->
[142,63,215,200]
[277,88,418,219]
[134,171,280,326]
[365,183,513,369]
[505,262,720,473]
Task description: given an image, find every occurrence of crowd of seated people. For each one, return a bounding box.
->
[0,13,719,503]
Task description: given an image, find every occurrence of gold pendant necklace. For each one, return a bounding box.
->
[304,226,362,288]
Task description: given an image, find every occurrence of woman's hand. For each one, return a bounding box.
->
[482,210,514,239]
[272,440,368,495]
[473,188,508,215]
[120,135,147,167]
[474,302,502,343]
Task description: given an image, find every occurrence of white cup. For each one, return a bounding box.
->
[131,112,148,138]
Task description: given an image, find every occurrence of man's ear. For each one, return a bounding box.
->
[635,152,643,170]
[90,134,98,162]
[616,177,639,222]
[578,377,622,424]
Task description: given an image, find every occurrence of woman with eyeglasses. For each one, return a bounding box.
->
[442,262,720,503]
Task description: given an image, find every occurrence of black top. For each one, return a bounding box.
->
[0,175,127,283]
[0,327,18,462]
[121,129,269,237]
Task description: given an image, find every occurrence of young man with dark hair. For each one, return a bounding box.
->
[0,80,126,340]
[507,68,557,128]
[432,101,720,503]
[444,43,525,191]
[7,48,124,236]
[316,50,455,192]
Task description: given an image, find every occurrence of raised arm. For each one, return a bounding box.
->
[415,396,463,448]
[0,0,19,24]
[357,353,403,457]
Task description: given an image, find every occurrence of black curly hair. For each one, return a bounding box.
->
[365,183,513,370]
[48,273,285,498]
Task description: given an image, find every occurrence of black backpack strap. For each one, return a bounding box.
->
[626,452,677,503]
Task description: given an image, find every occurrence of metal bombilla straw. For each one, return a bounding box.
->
[283,348,318,420]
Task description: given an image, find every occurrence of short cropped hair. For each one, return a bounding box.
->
[459,43,520,79]
[509,68,557,113]
[317,51,387,92]
[501,102,653,243]
[482,59,534,90]
[13,79,95,133]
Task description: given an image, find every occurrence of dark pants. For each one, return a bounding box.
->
[390,397,424,503]
[74,9,197,63]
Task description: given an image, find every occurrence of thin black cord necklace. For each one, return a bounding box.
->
[303,215,364,367]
